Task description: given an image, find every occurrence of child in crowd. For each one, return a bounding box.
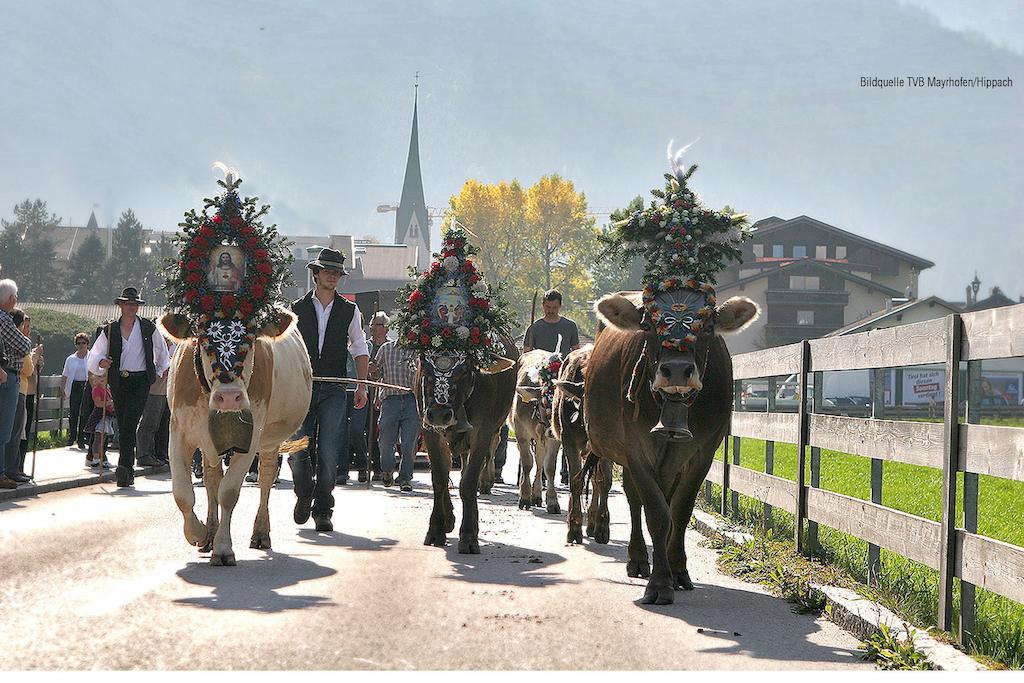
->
[83,373,114,469]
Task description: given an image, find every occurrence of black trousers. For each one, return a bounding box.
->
[17,394,36,472]
[68,380,88,447]
[111,374,151,470]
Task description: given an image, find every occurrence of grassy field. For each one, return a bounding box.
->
[706,434,1024,669]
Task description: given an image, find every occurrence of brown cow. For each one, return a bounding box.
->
[585,292,758,604]
[161,309,312,566]
[416,332,518,553]
[552,344,614,545]
[511,349,563,513]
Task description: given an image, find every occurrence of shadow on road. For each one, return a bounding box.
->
[440,541,576,588]
[296,529,398,552]
[174,550,336,612]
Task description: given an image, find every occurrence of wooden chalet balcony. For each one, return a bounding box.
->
[765,289,850,305]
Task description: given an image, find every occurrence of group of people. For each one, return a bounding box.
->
[0,280,43,489]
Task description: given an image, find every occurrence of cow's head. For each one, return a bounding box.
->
[419,349,514,432]
[595,288,759,441]
[159,309,296,454]
[517,351,562,433]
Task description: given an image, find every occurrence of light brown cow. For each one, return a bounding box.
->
[160,309,312,566]
[512,348,563,513]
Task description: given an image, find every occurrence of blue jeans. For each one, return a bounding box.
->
[337,392,370,478]
[378,394,420,485]
[0,371,21,477]
[288,382,348,519]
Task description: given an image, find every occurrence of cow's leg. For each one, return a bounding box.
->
[531,439,544,508]
[585,469,598,538]
[622,466,651,579]
[592,457,613,544]
[515,419,534,509]
[423,430,451,547]
[478,432,496,496]
[169,426,205,547]
[629,442,674,604]
[666,450,714,590]
[543,438,561,514]
[199,453,224,553]
[211,446,257,566]
[458,433,489,554]
[250,448,278,550]
[565,443,585,544]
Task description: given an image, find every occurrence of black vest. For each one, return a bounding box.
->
[106,316,157,391]
[292,291,355,379]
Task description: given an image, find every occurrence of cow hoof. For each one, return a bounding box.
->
[567,527,583,545]
[546,503,561,515]
[674,570,694,591]
[532,496,543,507]
[424,530,447,547]
[627,560,651,578]
[210,551,236,567]
[458,539,480,554]
[518,498,532,510]
[639,582,674,605]
[250,533,272,550]
[479,486,492,496]
[594,525,610,545]
[585,523,595,537]
[184,518,206,546]
[444,515,456,534]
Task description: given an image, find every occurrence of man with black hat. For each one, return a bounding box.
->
[289,248,369,532]
[87,287,171,488]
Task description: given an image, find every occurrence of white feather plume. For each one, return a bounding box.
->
[212,161,240,186]
[666,138,700,179]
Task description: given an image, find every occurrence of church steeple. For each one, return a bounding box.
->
[395,81,430,270]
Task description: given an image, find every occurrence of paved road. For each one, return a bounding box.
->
[1,445,869,670]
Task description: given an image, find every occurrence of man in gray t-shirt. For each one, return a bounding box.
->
[523,289,580,358]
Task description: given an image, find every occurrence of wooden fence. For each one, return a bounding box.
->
[705,303,1024,644]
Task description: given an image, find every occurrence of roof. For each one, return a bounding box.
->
[751,215,935,270]
[717,258,905,298]
[823,296,961,337]
[963,288,1018,312]
[20,302,164,324]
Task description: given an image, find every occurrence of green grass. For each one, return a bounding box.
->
[705,435,1024,669]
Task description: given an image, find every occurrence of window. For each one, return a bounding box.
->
[752,244,764,258]
[772,244,784,258]
[789,276,820,290]
[797,310,815,325]
[792,245,807,258]
[815,245,827,259]
[836,245,847,259]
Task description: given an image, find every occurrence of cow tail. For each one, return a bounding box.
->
[581,451,599,507]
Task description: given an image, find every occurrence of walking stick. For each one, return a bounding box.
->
[366,291,379,489]
[29,339,42,482]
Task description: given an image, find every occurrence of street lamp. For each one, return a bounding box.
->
[306,244,325,291]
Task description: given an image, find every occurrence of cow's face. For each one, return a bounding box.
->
[595,291,759,440]
[420,350,476,431]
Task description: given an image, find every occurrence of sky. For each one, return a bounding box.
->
[0,0,1021,302]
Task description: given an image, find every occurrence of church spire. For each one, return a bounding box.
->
[395,79,430,270]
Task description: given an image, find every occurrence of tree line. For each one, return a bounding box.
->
[0,199,173,306]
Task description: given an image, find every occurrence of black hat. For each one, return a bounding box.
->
[114,287,146,305]
[306,247,348,275]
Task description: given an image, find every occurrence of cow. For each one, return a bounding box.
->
[160,309,312,566]
[511,349,564,514]
[585,291,759,604]
[416,332,518,554]
[551,343,613,545]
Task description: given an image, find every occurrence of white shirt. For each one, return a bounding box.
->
[88,318,171,378]
[311,295,369,359]
[61,353,89,397]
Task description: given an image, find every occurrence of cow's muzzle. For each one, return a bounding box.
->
[209,409,254,455]
[651,393,693,442]
[424,405,455,431]
[651,359,702,395]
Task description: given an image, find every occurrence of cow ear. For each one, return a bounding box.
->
[257,308,297,340]
[716,296,761,334]
[554,379,584,401]
[516,385,543,403]
[158,313,194,342]
[480,356,515,375]
[595,293,644,331]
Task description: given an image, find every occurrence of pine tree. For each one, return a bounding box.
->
[105,209,149,299]
[0,199,61,300]
[65,233,108,303]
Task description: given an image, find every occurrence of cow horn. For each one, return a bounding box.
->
[651,396,693,442]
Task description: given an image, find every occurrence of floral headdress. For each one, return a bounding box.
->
[535,352,563,418]
[161,174,293,383]
[600,141,752,351]
[392,226,515,366]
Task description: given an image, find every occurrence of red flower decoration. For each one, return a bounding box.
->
[229,216,244,227]
[240,225,254,236]
[420,318,430,328]
[441,327,452,338]
[256,262,272,274]
[409,289,423,305]
[187,246,203,258]
[185,289,199,303]
[221,294,237,311]
[253,249,267,259]
[250,284,265,299]
[483,336,492,347]
[211,215,223,224]
[185,259,201,271]
[185,272,202,285]
[200,294,215,312]
[199,224,214,237]
[194,237,208,249]
[419,333,431,346]
[245,237,259,249]
[239,300,253,316]
[406,331,417,343]
[469,274,480,284]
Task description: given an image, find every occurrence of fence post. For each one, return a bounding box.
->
[937,313,963,632]
[721,429,731,517]
[868,367,885,585]
[960,358,982,645]
[764,376,777,531]
[731,381,742,516]
[795,340,811,554]
[807,370,823,554]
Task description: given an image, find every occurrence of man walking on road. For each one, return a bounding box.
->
[87,287,170,488]
[289,248,369,532]
[371,316,420,492]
